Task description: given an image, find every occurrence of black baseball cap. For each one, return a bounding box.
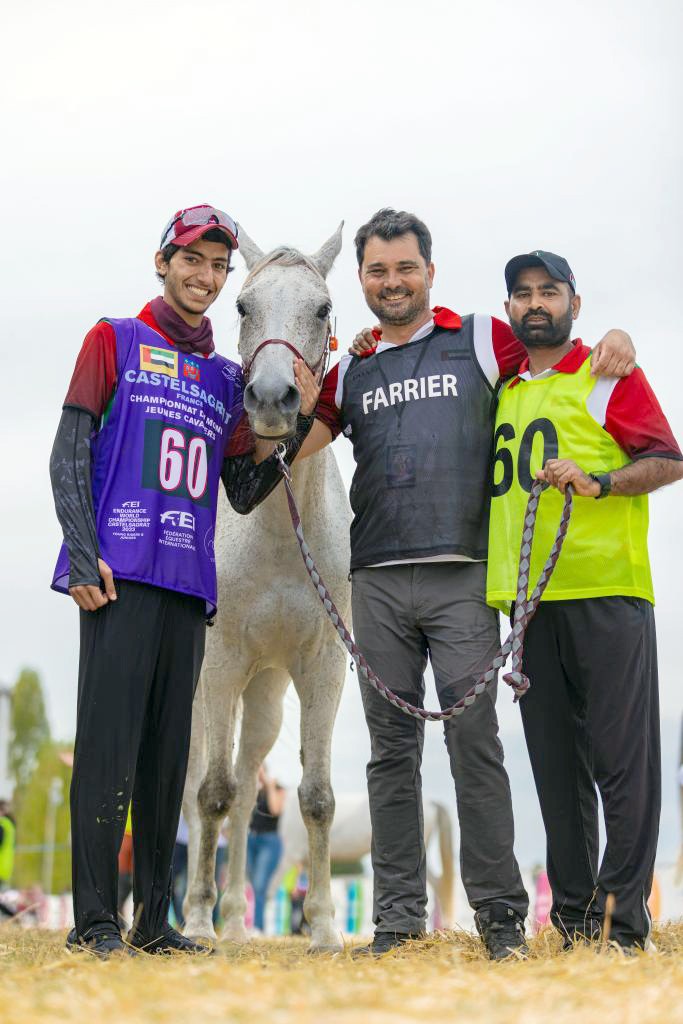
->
[505,250,576,295]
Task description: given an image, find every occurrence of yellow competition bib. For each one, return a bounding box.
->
[487,358,653,612]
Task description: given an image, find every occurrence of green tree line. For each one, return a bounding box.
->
[5,668,73,891]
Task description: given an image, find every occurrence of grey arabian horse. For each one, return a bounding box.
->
[182,225,352,950]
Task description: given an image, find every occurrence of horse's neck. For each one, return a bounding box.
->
[253,447,334,539]
[288,448,324,500]
[283,448,333,522]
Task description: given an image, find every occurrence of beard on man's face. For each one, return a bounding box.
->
[510,305,574,349]
[365,286,429,326]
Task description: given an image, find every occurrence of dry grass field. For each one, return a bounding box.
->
[1,923,682,1024]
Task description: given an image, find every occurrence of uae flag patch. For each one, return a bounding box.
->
[139,344,178,378]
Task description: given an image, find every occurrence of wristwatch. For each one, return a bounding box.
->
[589,472,612,499]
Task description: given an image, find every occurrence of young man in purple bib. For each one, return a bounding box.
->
[50,205,317,956]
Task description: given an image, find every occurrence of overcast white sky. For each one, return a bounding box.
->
[2,0,682,864]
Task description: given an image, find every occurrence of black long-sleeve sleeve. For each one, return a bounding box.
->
[221,414,314,514]
[49,407,101,588]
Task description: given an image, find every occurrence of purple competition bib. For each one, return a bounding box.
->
[52,317,243,615]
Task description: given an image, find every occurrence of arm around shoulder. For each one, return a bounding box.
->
[590,329,636,378]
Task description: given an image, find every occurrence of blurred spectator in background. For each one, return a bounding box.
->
[0,800,16,917]
[247,764,285,933]
[172,813,228,928]
[0,800,16,892]
[117,805,134,927]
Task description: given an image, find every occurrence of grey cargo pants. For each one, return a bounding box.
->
[352,561,528,934]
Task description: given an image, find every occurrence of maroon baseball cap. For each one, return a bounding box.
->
[160,204,239,251]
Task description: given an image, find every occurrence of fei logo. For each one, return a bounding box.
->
[183,358,200,381]
[160,510,196,531]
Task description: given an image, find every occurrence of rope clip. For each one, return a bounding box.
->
[275,442,292,481]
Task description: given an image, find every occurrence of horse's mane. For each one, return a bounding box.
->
[243,247,325,286]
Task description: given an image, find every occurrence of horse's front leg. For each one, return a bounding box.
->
[184,664,240,941]
[220,668,290,941]
[293,651,346,952]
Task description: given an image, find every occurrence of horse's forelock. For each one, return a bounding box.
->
[242,247,326,288]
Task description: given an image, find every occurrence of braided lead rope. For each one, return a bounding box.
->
[502,481,573,701]
[275,447,572,722]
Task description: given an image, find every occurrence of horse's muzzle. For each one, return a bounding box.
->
[243,380,300,441]
[243,379,301,417]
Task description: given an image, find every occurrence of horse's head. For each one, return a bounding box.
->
[237,224,343,439]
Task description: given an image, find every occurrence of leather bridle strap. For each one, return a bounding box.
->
[242,335,330,386]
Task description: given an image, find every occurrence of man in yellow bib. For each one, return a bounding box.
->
[487,251,683,952]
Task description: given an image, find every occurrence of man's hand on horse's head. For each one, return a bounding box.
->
[293,358,321,416]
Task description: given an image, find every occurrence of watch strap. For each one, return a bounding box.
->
[589,472,612,499]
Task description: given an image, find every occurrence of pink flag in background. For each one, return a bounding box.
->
[533,869,552,933]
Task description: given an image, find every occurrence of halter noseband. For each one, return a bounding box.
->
[242,329,332,388]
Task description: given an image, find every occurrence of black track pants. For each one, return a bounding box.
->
[519,596,660,946]
[70,580,205,939]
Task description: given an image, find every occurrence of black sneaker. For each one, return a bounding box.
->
[65,926,132,958]
[607,934,654,955]
[560,922,600,952]
[351,931,423,958]
[475,904,528,961]
[127,926,215,955]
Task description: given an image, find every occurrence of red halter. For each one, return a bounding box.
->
[242,331,332,387]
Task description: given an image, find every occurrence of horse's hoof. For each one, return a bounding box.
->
[307,932,344,954]
[184,931,217,944]
[221,920,249,944]
[183,918,217,943]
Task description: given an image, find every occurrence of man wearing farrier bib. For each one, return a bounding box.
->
[487,251,683,951]
[303,208,636,958]
[49,205,318,957]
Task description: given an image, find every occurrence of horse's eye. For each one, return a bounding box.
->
[236,301,247,317]
[317,304,331,320]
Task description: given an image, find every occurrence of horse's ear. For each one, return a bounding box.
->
[236,224,264,270]
[309,221,344,279]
